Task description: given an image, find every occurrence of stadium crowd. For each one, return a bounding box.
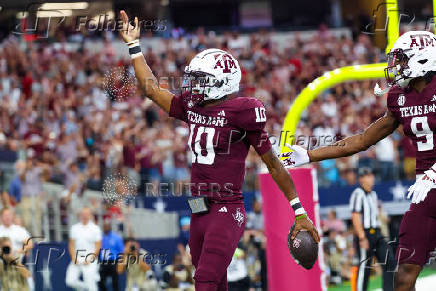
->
[0,25,416,289]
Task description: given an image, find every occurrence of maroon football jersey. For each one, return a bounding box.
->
[169,95,272,202]
[387,76,436,174]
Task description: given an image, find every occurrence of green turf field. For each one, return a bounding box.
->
[328,268,436,291]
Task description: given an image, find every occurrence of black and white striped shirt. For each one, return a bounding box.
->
[349,187,380,229]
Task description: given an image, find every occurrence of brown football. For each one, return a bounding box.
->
[288,223,319,270]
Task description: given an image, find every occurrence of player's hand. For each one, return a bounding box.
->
[407,168,436,204]
[120,10,140,43]
[291,216,320,243]
[279,144,310,168]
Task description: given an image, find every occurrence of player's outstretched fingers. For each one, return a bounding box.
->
[291,224,301,240]
[134,16,140,33]
[120,10,129,24]
[120,10,129,39]
[310,227,320,243]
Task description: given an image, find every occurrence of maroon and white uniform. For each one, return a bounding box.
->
[170,93,272,290]
[170,94,272,202]
[387,75,436,266]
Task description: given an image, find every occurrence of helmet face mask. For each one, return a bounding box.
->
[182,70,223,107]
[385,48,411,87]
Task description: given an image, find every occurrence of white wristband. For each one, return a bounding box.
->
[290,197,300,206]
[127,39,139,47]
[295,208,306,216]
[130,52,143,59]
[290,197,306,215]
[127,39,142,59]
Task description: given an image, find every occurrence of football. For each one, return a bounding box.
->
[288,223,319,270]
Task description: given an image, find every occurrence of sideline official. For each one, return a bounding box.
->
[350,168,396,291]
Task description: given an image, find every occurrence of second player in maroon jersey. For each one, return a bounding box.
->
[387,78,436,175]
[280,31,436,291]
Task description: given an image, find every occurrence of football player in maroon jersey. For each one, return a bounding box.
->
[281,31,436,291]
[119,11,320,291]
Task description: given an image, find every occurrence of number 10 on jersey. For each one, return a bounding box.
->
[188,124,216,165]
[255,107,266,123]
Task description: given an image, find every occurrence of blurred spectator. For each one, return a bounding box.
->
[7,160,25,207]
[162,253,194,291]
[324,229,346,285]
[18,152,48,235]
[179,216,191,246]
[246,199,263,231]
[63,160,86,194]
[99,221,124,291]
[400,133,416,180]
[117,238,158,291]
[0,208,33,258]
[227,247,251,291]
[122,129,140,188]
[66,207,102,291]
[322,209,346,233]
[0,236,31,291]
[244,199,266,290]
[378,202,390,239]
[375,136,396,181]
[319,159,340,186]
[172,134,190,195]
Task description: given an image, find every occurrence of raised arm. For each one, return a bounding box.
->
[120,11,174,113]
[281,110,399,167]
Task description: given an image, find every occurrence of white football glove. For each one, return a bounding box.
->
[407,166,436,204]
[278,144,310,168]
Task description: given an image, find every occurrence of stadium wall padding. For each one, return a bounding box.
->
[259,167,327,291]
[31,239,179,290]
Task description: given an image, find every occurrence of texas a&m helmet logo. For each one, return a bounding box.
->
[409,34,435,50]
[213,53,238,73]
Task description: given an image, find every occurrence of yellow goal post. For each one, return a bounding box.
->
[280,0,400,153]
